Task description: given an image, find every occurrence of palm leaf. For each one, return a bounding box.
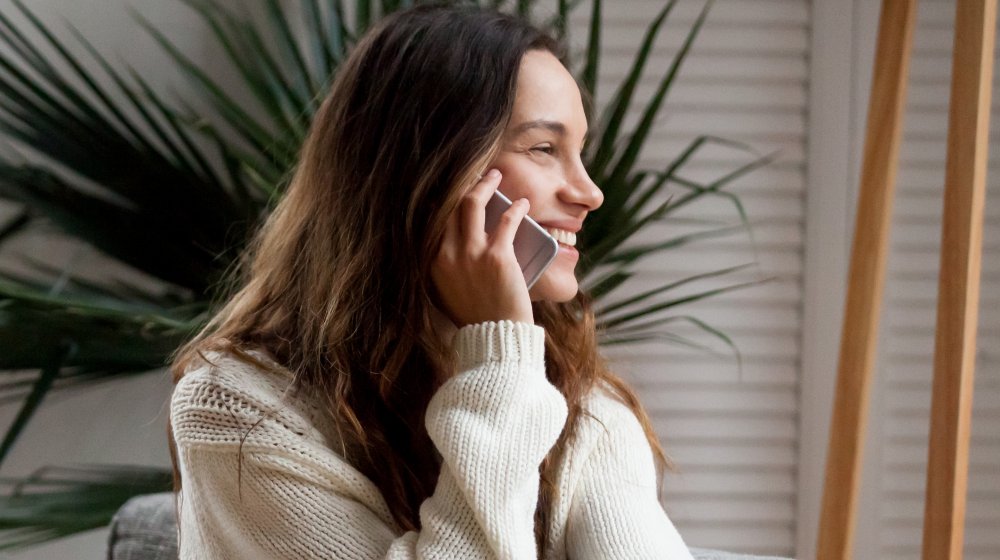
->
[135,11,294,167]
[658,150,780,219]
[586,0,679,178]
[609,314,744,375]
[603,0,714,190]
[580,193,676,276]
[302,0,343,76]
[0,209,29,246]
[581,269,632,300]
[264,0,318,95]
[1,1,230,208]
[0,465,172,550]
[0,277,197,452]
[579,0,601,104]
[598,279,764,331]
[576,0,706,273]
[597,264,754,317]
[623,134,758,223]
[656,149,782,267]
[604,224,749,267]
[552,0,569,40]
[0,342,73,465]
[0,166,233,292]
[356,0,373,34]
[600,329,718,353]
[0,279,201,369]
[0,2,256,292]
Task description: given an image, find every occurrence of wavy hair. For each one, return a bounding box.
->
[169,2,667,551]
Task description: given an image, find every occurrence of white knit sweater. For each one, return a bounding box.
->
[171,321,694,559]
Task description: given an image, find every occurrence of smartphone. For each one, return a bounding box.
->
[484,190,559,289]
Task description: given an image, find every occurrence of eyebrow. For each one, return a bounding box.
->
[512,119,567,136]
[510,119,589,147]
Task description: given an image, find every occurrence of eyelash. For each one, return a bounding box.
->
[530,145,587,157]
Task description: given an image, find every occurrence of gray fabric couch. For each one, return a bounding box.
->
[107,493,792,560]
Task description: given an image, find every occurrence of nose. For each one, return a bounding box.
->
[562,159,603,211]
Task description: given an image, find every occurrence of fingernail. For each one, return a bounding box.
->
[487,168,501,178]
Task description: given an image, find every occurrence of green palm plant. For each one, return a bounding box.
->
[0,0,775,549]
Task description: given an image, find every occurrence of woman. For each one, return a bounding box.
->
[169,3,695,559]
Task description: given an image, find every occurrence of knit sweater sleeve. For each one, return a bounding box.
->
[564,393,695,560]
[394,320,567,558]
[170,320,566,560]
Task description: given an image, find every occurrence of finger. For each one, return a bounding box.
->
[439,201,461,258]
[491,197,529,249]
[441,198,462,245]
[460,169,501,240]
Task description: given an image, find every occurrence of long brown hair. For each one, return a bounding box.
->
[169,2,666,552]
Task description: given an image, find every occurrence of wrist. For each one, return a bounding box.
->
[453,320,546,369]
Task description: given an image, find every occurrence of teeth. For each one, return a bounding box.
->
[545,228,577,247]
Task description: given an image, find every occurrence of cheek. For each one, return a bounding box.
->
[493,161,546,202]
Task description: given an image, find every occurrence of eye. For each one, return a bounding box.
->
[531,144,555,155]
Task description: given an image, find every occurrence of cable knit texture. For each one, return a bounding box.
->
[171,320,695,559]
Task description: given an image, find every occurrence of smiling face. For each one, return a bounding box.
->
[489,49,604,303]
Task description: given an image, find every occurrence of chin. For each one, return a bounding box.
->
[529,272,579,303]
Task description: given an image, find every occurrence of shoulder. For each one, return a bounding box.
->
[579,382,648,442]
[172,349,291,421]
[173,349,289,406]
[548,382,661,531]
[170,349,326,450]
[566,381,661,480]
[549,382,656,482]
[171,351,395,523]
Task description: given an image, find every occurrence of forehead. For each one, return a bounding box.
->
[508,50,586,134]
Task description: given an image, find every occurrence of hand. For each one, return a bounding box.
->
[431,169,534,327]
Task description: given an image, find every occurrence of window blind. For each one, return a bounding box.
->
[569,1,810,556]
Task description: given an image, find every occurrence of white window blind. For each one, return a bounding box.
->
[569,1,809,556]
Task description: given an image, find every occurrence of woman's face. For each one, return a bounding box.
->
[489,49,604,303]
